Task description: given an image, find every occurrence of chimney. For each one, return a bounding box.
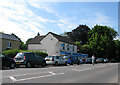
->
[37,32,40,36]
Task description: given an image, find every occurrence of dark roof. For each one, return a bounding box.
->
[0,33,20,41]
[28,32,76,45]
[28,35,45,44]
[48,32,76,45]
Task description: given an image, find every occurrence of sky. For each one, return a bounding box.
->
[0,0,118,42]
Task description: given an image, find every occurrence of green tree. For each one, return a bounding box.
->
[88,25,117,59]
[66,25,90,44]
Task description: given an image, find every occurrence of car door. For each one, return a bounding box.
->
[56,56,60,64]
[59,56,65,64]
[34,54,42,65]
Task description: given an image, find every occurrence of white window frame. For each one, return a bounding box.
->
[7,41,12,48]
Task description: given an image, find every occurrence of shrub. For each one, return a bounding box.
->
[2,49,19,58]
[2,49,48,58]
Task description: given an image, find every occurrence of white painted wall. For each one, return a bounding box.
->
[59,41,77,53]
[28,33,77,56]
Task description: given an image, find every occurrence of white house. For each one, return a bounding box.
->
[28,32,78,56]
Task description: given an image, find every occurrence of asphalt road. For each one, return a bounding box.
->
[1,63,119,83]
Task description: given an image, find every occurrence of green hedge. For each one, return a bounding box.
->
[2,49,48,58]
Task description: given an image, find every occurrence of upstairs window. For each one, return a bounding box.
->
[7,41,12,48]
[61,43,65,50]
[73,46,74,52]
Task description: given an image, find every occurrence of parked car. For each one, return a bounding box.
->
[45,56,67,66]
[96,58,104,63]
[63,56,80,65]
[0,53,15,69]
[14,52,46,68]
[82,58,86,63]
[110,58,117,63]
[85,58,92,64]
[104,58,109,63]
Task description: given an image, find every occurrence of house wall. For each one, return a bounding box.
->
[28,33,59,56]
[58,41,77,54]
[28,33,77,56]
[2,39,20,52]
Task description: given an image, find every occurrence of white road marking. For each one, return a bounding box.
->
[8,72,64,82]
[72,68,93,72]
[9,76,16,82]
[3,72,49,78]
[49,72,56,75]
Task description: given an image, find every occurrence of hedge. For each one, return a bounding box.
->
[2,49,48,59]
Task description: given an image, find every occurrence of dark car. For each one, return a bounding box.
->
[85,58,92,64]
[96,58,104,63]
[0,53,15,69]
[110,58,117,63]
[63,56,80,65]
[14,52,46,68]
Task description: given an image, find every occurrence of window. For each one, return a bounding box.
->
[7,41,12,48]
[67,44,69,51]
[61,43,65,50]
[56,56,59,59]
[73,46,74,51]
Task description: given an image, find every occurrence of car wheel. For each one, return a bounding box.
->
[77,62,79,65]
[26,62,31,68]
[64,62,68,66]
[10,62,15,69]
[42,62,46,67]
[55,62,58,66]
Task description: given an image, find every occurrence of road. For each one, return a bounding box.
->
[1,63,119,84]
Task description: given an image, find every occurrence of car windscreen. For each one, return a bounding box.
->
[15,53,24,58]
[63,56,69,59]
[46,56,54,58]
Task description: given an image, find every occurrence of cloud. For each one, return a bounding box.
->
[79,12,116,29]
[27,1,59,16]
[57,18,78,32]
[0,0,56,42]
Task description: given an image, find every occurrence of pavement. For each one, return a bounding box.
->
[1,63,119,83]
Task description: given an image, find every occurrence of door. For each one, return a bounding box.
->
[59,56,65,64]
[34,54,42,65]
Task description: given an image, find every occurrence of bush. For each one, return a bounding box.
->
[2,49,48,58]
[2,49,19,58]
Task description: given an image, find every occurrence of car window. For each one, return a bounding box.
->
[46,56,54,58]
[55,56,59,59]
[0,54,5,57]
[63,56,69,59]
[25,53,34,58]
[34,54,40,59]
[16,53,24,57]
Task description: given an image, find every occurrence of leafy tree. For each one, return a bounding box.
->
[114,40,120,61]
[66,25,90,44]
[88,25,117,59]
[26,38,33,45]
[59,32,68,38]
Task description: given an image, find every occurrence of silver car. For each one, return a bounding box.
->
[45,56,67,66]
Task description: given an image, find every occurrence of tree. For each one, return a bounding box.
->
[114,40,120,61]
[88,25,117,59]
[66,25,90,45]
[59,32,68,38]
[26,38,33,49]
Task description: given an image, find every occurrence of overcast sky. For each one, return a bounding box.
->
[0,0,118,42]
